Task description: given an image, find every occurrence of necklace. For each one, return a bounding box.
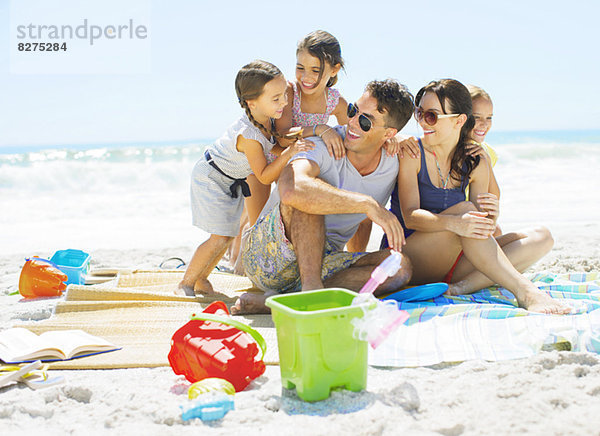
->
[428,149,451,189]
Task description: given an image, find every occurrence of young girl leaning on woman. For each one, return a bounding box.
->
[466,85,501,236]
[177,60,313,296]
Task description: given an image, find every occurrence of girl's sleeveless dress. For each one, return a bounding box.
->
[290,81,340,128]
[190,114,275,236]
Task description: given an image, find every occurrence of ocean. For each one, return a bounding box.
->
[1,131,599,256]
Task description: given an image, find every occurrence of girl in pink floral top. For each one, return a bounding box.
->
[243,30,348,232]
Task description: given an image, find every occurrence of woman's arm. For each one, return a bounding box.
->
[399,154,494,239]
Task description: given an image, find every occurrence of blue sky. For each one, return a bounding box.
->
[1,0,599,147]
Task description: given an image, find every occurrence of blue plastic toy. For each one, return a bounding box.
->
[180,393,234,421]
[382,282,448,303]
[50,249,91,285]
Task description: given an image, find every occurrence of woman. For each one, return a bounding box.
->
[388,79,569,314]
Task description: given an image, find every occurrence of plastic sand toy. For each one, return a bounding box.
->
[351,251,409,349]
[180,392,234,421]
[188,378,236,399]
[168,301,266,392]
[266,288,370,402]
[18,258,68,298]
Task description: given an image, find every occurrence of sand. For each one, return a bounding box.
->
[1,224,600,435]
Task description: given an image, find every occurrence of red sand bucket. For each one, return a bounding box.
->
[168,301,266,392]
[18,257,68,298]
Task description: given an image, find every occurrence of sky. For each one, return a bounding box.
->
[0,0,599,148]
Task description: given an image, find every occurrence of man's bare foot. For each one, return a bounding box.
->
[301,280,324,291]
[518,289,572,315]
[230,292,272,315]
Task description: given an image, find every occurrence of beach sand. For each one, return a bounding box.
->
[1,224,600,435]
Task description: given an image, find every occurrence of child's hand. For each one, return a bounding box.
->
[290,138,315,156]
[279,128,303,148]
[320,128,345,159]
[383,136,420,158]
[465,140,488,159]
[477,193,499,224]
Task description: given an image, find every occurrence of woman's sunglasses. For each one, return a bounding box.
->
[415,107,459,126]
[347,103,374,132]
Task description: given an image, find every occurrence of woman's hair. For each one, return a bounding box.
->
[297,30,344,88]
[235,60,284,141]
[467,84,493,105]
[415,79,479,185]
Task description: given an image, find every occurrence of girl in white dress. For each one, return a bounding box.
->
[178,60,312,296]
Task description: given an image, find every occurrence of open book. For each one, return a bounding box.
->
[0,328,120,364]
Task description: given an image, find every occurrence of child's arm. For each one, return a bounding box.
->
[466,159,499,233]
[236,135,314,185]
[470,154,500,227]
[274,83,298,148]
[331,95,349,125]
[346,218,372,252]
[383,134,420,159]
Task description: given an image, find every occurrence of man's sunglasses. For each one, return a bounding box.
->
[347,102,375,132]
[415,107,459,126]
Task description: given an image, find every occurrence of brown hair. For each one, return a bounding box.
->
[235,60,284,142]
[297,30,344,88]
[467,84,493,105]
[415,79,479,185]
[365,80,414,131]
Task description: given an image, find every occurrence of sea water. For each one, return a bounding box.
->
[1,131,599,256]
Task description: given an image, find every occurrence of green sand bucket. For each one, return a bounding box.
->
[265,288,369,402]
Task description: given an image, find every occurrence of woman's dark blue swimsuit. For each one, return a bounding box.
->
[381,138,468,249]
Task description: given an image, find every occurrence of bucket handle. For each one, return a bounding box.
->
[189,313,267,360]
[25,257,61,270]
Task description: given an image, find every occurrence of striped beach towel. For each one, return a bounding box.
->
[369,272,600,367]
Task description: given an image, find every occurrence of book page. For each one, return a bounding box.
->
[0,328,64,362]
[39,330,116,359]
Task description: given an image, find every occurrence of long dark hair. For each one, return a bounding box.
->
[296,30,344,88]
[235,60,284,141]
[415,79,479,185]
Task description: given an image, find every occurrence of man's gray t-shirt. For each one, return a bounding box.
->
[262,126,399,251]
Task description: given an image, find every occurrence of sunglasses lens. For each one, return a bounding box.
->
[347,103,357,118]
[358,115,372,132]
[424,111,438,126]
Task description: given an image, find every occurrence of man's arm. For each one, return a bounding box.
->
[278,158,405,250]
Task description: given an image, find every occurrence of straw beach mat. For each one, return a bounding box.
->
[17,271,278,369]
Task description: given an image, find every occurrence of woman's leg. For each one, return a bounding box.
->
[403,202,568,314]
[177,234,233,296]
[448,226,554,292]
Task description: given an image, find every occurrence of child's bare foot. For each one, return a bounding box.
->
[193,278,216,296]
[519,289,572,315]
[230,292,271,315]
[175,283,195,296]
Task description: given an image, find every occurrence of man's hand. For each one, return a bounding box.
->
[366,202,405,251]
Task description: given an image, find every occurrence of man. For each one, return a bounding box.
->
[232,80,415,314]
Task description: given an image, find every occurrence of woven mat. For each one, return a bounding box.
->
[15,271,277,369]
[66,271,263,305]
